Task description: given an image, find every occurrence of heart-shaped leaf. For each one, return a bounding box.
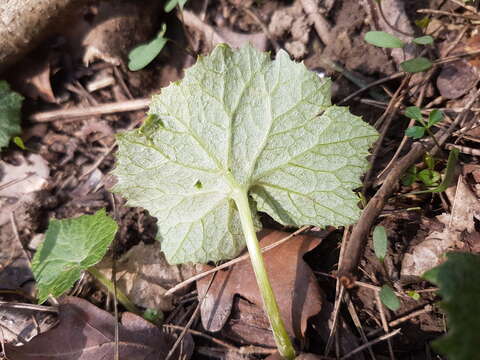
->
[32,209,118,303]
[113,44,378,264]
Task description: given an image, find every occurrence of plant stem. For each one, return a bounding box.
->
[417,118,442,151]
[87,267,140,315]
[232,187,296,360]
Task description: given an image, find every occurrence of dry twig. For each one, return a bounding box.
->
[30,98,150,122]
[339,86,480,281]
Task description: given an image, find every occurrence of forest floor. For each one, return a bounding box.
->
[1,0,480,359]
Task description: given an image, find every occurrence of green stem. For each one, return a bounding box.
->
[417,118,442,151]
[232,187,296,360]
[87,267,140,315]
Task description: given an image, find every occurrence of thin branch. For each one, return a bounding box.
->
[340,329,401,360]
[338,86,480,281]
[30,98,150,122]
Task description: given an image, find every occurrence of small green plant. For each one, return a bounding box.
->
[379,284,400,311]
[128,24,168,71]
[364,31,434,73]
[31,209,138,314]
[372,225,401,310]
[406,290,421,301]
[0,80,23,150]
[424,253,480,360]
[415,17,430,29]
[373,225,388,262]
[164,0,188,12]
[404,107,443,139]
[402,153,441,188]
[112,44,378,358]
[403,148,459,194]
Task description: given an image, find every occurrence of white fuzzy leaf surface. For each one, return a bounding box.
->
[113,45,378,264]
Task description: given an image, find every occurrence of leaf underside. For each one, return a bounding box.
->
[32,209,118,303]
[113,44,378,264]
[0,80,23,150]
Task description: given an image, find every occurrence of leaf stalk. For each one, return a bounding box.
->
[232,187,296,360]
[88,267,141,315]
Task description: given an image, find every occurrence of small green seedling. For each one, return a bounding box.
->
[415,17,430,29]
[403,153,441,188]
[411,148,459,195]
[405,154,439,186]
[0,80,23,150]
[406,290,421,301]
[400,57,433,73]
[112,44,378,359]
[379,284,401,311]
[402,148,459,195]
[405,107,443,139]
[128,24,168,71]
[164,0,188,12]
[424,253,480,360]
[372,226,401,310]
[364,31,405,48]
[364,31,434,73]
[31,209,138,314]
[12,136,26,150]
[373,225,388,262]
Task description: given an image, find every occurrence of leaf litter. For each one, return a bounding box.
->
[5,296,193,360]
[97,241,201,312]
[196,230,323,339]
[3,0,480,358]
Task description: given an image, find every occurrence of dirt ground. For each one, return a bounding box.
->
[2,0,480,359]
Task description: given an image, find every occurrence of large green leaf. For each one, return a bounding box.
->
[32,209,118,303]
[0,80,23,150]
[112,44,378,264]
[424,253,480,360]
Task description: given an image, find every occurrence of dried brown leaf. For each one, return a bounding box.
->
[0,303,58,346]
[5,296,193,360]
[98,242,200,312]
[196,230,323,339]
[0,153,50,226]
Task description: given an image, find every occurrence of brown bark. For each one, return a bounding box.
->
[0,0,88,73]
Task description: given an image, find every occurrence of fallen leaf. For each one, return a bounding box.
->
[465,34,480,68]
[98,241,200,312]
[0,153,50,226]
[436,60,480,99]
[401,217,459,282]
[220,297,276,347]
[5,296,193,360]
[0,303,58,346]
[401,172,480,281]
[8,55,56,103]
[196,230,324,339]
[445,175,480,233]
[436,34,480,99]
